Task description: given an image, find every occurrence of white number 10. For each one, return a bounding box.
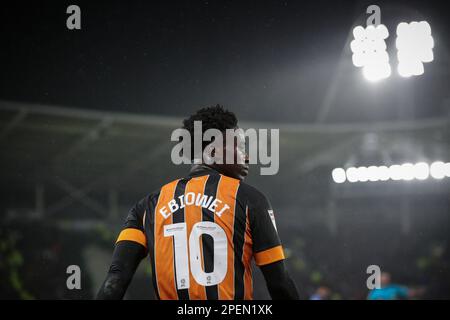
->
[164,221,228,289]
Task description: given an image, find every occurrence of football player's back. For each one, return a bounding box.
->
[97,105,298,300]
[121,166,285,299]
[151,171,243,300]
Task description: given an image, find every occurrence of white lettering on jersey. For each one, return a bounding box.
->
[159,193,230,219]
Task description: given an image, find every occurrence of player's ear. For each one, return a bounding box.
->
[203,141,215,164]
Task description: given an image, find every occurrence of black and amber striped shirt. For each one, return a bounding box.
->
[116,166,285,300]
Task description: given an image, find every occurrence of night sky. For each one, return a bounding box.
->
[1,0,449,123]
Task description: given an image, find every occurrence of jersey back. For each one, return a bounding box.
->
[116,169,285,300]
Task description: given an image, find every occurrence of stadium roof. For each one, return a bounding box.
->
[1,100,449,219]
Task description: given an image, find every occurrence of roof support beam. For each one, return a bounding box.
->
[0,108,27,140]
[52,117,113,163]
[46,176,106,216]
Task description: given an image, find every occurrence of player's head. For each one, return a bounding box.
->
[316,286,331,299]
[380,272,391,287]
[183,104,249,180]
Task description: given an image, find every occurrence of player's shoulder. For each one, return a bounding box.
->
[237,180,270,204]
[147,177,181,200]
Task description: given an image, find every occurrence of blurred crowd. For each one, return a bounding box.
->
[1,217,449,300]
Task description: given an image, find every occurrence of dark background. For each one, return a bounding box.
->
[0,0,449,300]
[1,0,449,122]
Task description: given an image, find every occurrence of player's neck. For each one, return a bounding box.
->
[190,164,222,176]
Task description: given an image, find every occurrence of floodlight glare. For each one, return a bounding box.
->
[400,163,415,181]
[396,21,434,77]
[430,161,446,179]
[389,164,403,181]
[332,168,347,183]
[413,162,429,180]
[367,166,380,182]
[356,166,369,182]
[350,24,391,81]
[445,163,450,178]
[346,167,359,183]
[332,162,449,184]
[378,166,390,181]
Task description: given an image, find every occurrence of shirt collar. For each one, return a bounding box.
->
[188,164,221,177]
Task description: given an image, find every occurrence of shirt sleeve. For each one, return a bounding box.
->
[116,196,149,249]
[246,184,285,266]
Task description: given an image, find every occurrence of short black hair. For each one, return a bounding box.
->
[182,104,238,159]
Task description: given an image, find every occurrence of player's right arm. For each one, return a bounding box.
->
[245,184,299,300]
[96,196,149,299]
[96,241,146,299]
[260,260,299,300]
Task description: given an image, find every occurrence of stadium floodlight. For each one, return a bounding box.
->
[367,165,380,181]
[396,21,434,77]
[332,168,347,183]
[445,163,450,178]
[377,165,390,181]
[400,163,415,181]
[413,162,429,180]
[356,166,369,182]
[350,24,391,82]
[389,164,403,181]
[346,167,359,183]
[332,162,450,184]
[430,161,446,179]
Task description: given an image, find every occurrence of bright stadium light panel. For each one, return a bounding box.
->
[350,24,391,82]
[400,163,415,181]
[332,168,346,183]
[396,21,434,77]
[445,163,450,178]
[413,162,429,180]
[377,166,390,181]
[332,162,450,184]
[389,164,403,181]
[367,166,380,182]
[356,166,369,182]
[346,167,359,183]
[430,161,446,179]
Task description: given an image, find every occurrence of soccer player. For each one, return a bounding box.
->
[97,105,299,300]
[367,272,424,300]
[309,286,331,300]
